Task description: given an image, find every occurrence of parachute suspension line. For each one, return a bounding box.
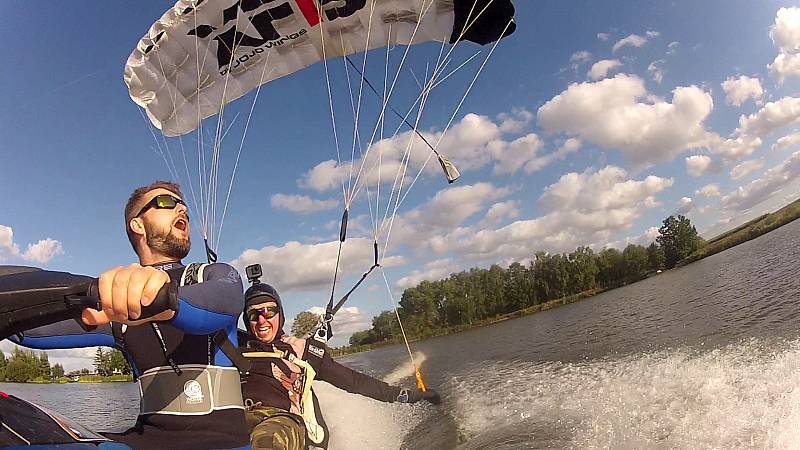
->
[379,269,425,391]
[347,0,440,201]
[315,3,348,208]
[388,18,513,218]
[217,51,276,249]
[343,0,377,207]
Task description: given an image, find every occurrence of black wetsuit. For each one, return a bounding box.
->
[14,262,250,450]
[239,331,407,449]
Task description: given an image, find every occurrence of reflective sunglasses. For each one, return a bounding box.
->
[247,306,280,322]
[137,194,186,217]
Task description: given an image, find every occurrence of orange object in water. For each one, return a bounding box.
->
[415,366,427,392]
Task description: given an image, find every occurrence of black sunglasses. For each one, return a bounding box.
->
[246,306,280,322]
[137,194,186,217]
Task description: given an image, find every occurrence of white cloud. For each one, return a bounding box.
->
[769,53,800,82]
[307,305,371,335]
[395,259,458,290]
[709,135,763,161]
[538,74,714,166]
[646,31,660,38]
[667,41,680,55]
[22,239,63,264]
[769,8,800,82]
[478,201,520,228]
[773,132,800,152]
[490,133,544,175]
[0,225,62,264]
[686,155,715,177]
[230,238,405,293]
[298,112,538,194]
[730,158,764,180]
[402,183,512,230]
[597,33,610,41]
[438,166,673,262]
[271,193,339,214]
[721,76,764,107]
[587,59,622,80]
[722,150,800,211]
[696,183,721,198]
[570,50,592,64]
[736,97,800,137]
[675,196,694,215]
[612,34,648,53]
[497,108,534,133]
[648,60,666,84]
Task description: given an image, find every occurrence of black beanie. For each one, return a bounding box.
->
[244,282,285,333]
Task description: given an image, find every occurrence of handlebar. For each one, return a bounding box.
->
[0,267,178,340]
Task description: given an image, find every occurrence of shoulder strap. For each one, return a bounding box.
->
[213,331,252,375]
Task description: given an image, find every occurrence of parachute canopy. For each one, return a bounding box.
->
[125,0,516,137]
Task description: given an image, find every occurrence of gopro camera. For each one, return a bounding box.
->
[245,264,262,285]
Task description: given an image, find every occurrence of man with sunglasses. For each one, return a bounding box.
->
[13,181,250,450]
[238,281,441,450]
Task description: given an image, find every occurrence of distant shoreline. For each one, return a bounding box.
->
[2,375,133,384]
[334,199,800,357]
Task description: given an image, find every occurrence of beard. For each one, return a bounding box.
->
[144,221,190,260]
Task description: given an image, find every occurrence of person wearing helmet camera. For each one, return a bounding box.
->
[238,269,440,450]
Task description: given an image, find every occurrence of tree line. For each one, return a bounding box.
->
[0,347,130,383]
[343,215,704,347]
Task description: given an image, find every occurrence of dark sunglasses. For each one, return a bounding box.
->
[247,306,280,322]
[137,194,186,217]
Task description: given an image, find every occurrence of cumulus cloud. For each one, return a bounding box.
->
[685,155,711,177]
[674,196,694,215]
[705,97,800,162]
[773,132,800,151]
[401,183,512,230]
[498,108,534,133]
[696,183,721,198]
[230,238,405,293]
[722,150,800,211]
[730,158,764,180]
[646,31,660,38]
[396,259,459,290]
[648,60,666,83]
[597,33,610,41]
[769,7,800,82]
[612,34,648,53]
[299,112,541,194]
[721,76,764,106]
[435,166,673,262]
[271,193,339,214]
[587,59,622,80]
[307,305,371,336]
[477,200,520,228]
[538,74,714,166]
[490,134,544,175]
[0,225,62,264]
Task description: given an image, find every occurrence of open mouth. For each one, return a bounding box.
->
[173,217,188,232]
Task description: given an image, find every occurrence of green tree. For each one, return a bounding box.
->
[646,242,666,271]
[291,311,321,338]
[38,352,52,380]
[348,330,372,346]
[623,244,649,280]
[108,350,131,375]
[94,348,111,376]
[657,215,704,268]
[51,363,65,379]
[0,351,6,382]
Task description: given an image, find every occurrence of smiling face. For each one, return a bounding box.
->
[247,300,281,343]
[131,188,191,262]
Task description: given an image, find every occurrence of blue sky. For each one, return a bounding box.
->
[2,1,800,370]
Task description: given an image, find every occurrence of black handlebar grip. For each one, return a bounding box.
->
[85,279,179,319]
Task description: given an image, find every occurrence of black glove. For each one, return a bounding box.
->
[398,388,442,405]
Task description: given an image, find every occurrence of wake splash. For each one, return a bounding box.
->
[450,338,800,449]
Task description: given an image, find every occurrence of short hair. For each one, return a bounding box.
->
[124,181,183,253]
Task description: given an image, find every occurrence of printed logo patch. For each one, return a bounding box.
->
[184,380,204,405]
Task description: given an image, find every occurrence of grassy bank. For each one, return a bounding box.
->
[681,197,800,265]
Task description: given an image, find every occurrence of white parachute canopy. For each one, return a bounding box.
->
[124,0,515,137]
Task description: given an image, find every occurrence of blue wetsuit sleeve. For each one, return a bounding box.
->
[12,321,115,349]
[170,263,244,335]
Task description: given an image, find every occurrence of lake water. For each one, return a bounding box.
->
[4,219,800,449]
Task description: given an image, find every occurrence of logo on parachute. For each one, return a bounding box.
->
[188,0,367,76]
